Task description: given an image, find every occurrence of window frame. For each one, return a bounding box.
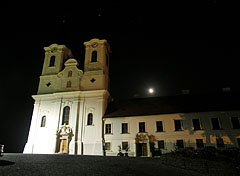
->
[105,142,111,151]
[105,124,112,134]
[62,106,70,125]
[91,51,97,62]
[139,122,146,133]
[216,137,225,148]
[87,113,93,126]
[122,142,129,151]
[158,140,165,149]
[231,117,240,129]
[176,140,184,149]
[156,121,164,132]
[192,118,202,131]
[49,55,56,67]
[196,139,204,148]
[40,116,46,127]
[121,123,128,134]
[174,120,183,131]
[211,117,221,130]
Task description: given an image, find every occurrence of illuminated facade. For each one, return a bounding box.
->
[24,39,110,155]
[24,39,240,157]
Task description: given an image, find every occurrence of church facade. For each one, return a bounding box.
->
[24,39,240,156]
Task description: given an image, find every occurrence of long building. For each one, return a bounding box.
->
[24,39,240,156]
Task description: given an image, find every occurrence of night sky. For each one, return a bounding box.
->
[1,1,239,152]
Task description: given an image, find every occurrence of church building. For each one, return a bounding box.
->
[24,39,240,157]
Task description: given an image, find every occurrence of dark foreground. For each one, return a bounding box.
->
[0,154,203,176]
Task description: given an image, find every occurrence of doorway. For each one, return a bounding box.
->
[136,143,148,157]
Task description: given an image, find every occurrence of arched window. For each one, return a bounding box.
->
[62,106,70,125]
[67,81,71,88]
[49,56,56,67]
[68,71,72,77]
[87,113,93,125]
[91,51,97,62]
[41,116,46,127]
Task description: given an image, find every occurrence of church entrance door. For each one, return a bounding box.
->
[136,143,148,157]
[60,139,67,153]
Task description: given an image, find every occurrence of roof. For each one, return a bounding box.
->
[103,92,240,118]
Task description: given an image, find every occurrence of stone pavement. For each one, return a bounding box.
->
[0,153,203,176]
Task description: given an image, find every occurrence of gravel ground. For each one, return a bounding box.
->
[0,153,203,176]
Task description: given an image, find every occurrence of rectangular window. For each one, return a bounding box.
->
[122,142,129,151]
[176,140,184,149]
[216,138,225,148]
[196,139,204,148]
[231,117,240,129]
[237,138,240,147]
[156,121,163,132]
[192,119,201,130]
[122,123,128,134]
[174,120,182,131]
[211,118,221,130]
[158,140,165,149]
[139,122,145,133]
[105,142,111,151]
[105,124,112,134]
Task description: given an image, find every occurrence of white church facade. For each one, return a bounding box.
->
[24,38,240,157]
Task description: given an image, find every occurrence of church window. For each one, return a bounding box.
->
[62,106,70,125]
[49,55,55,67]
[105,124,112,134]
[67,81,71,88]
[68,71,72,77]
[91,51,97,62]
[40,116,46,127]
[139,122,145,133]
[87,113,93,125]
[90,78,96,83]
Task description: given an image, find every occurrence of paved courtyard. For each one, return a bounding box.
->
[0,154,203,176]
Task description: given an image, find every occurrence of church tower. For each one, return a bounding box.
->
[81,38,110,91]
[24,39,110,156]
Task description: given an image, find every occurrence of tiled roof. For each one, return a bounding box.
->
[104,93,240,118]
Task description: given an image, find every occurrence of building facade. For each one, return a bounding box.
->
[24,39,240,156]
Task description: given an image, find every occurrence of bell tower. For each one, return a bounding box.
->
[42,44,72,76]
[81,39,111,91]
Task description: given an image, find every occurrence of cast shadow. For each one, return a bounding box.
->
[0,160,15,166]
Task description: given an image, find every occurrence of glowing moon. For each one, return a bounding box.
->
[148,88,154,94]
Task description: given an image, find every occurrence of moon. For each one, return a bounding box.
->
[148,88,154,94]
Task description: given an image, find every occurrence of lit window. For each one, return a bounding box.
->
[156,121,163,132]
[62,106,70,125]
[91,51,97,62]
[87,113,93,126]
[49,56,55,67]
[122,123,128,134]
[40,116,46,127]
[105,124,112,134]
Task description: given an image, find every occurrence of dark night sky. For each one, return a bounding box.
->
[1,1,240,152]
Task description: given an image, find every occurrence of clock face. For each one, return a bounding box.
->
[91,42,98,48]
[51,47,57,53]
